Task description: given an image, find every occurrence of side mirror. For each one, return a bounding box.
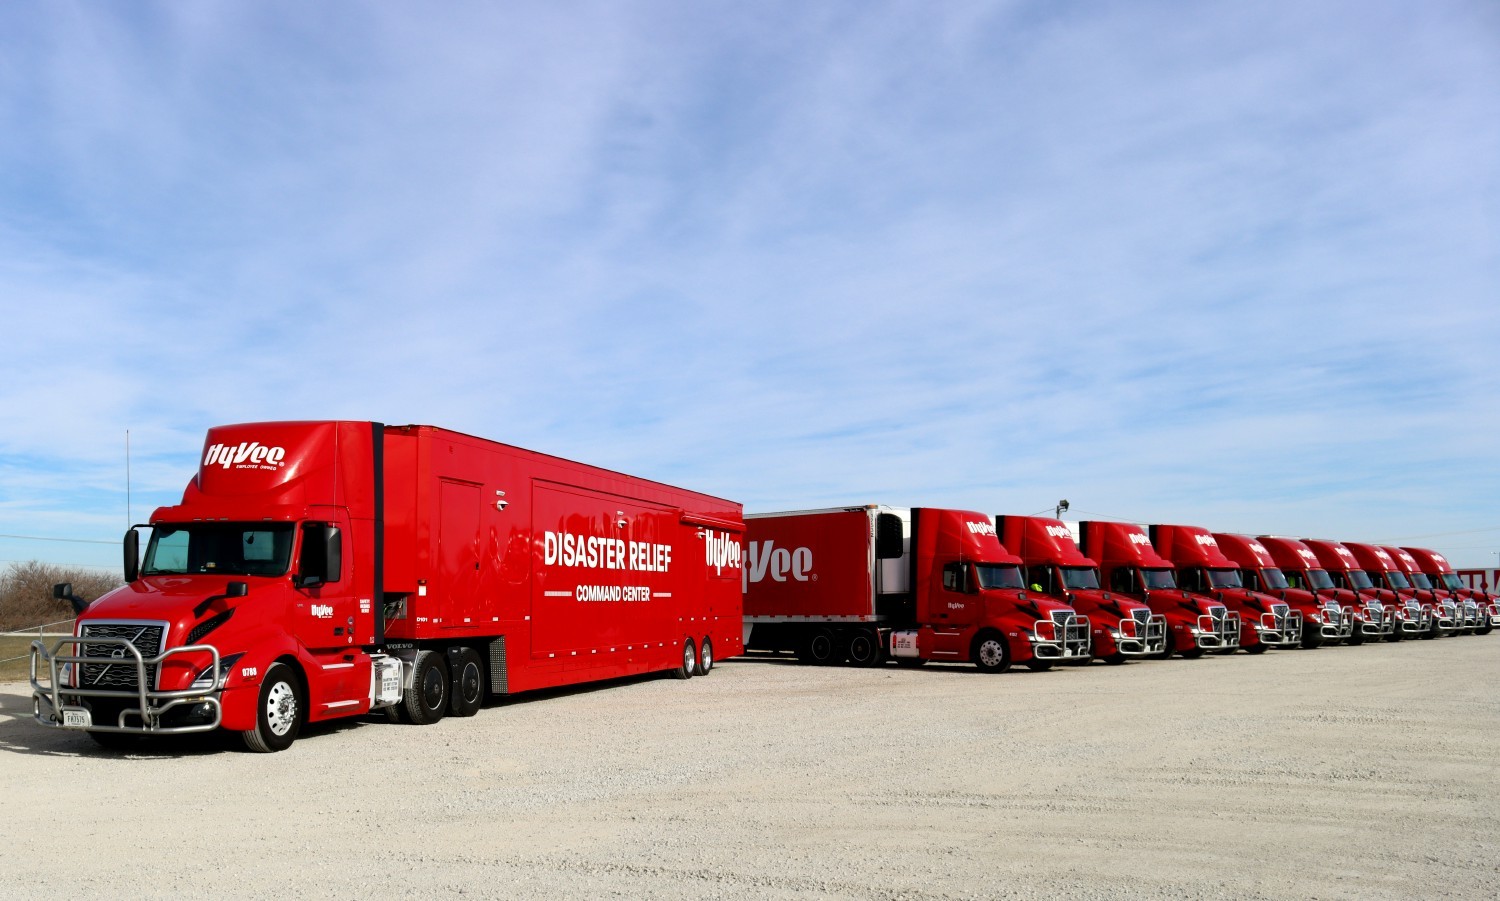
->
[227,581,248,598]
[53,582,72,600]
[124,529,140,583]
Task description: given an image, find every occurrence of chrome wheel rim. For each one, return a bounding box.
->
[265,679,297,736]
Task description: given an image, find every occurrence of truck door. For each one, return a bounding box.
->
[439,479,484,628]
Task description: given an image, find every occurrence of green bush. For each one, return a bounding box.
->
[0,561,123,633]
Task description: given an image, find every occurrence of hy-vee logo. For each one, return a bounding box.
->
[1127,532,1151,546]
[744,541,812,587]
[204,441,287,471]
[1194,534,1218,548]
[966,521,997,537]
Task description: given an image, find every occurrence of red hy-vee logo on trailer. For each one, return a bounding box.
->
[204,441,288,471]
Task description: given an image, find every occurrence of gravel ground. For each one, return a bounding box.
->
[1,636,1496,900]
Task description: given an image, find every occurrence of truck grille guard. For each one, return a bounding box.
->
[1115,609,1167,656]
[1195,607,1240,649]
[1030,611,1091,660]
[1320,604,1353,639]
[1359,603,1394,636]
[1257,604,1302,648]
[1430,600,1460,633]
[30,630,224,735]
[1397,601,1429,635]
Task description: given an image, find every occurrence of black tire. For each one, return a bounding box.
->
[673,638,696,679]
[1025,659,1053,672]
[404,650,449,725]
[241,662,304,753]
[1386,625,1404,642]
[1244,639,1268,655]
[798,629,838,666]
[894,656,928,668]
[1347,623,1366,646]
[449,647,484,718]
[1104,652,1127,665]
[846,628,883,668]
[1300,626,1323,650]
[972,631,1011,674]
[87,730,140,751]
[695,637,714,676]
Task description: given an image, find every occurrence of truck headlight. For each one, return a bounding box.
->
[190,653,244,692]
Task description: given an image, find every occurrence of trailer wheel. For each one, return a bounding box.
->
[972,632,1011,674]
[673,639,696,680]
[449,648,484,718]
[695,638,714,676]
[404,650,449,724]
[798,629,838,665]
[846,628,883,667]
[242,663,304,753]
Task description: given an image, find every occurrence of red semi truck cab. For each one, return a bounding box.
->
[1342,541,1451,638]
[996,515,1166,663]
[1384,546,1478,634]
[743,506,1090,672]
[1401,547,1496,634]
[1212,533,1351,648]
[1149,525,1301,653]
[1076,521,1239,657]
[1257,536,1391,644]
[1301,539,1426,640]
[32,421,744,752]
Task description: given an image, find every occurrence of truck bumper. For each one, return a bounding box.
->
[30,636,224,736]
[1029,615,1091,661]
[1113,614,1167,657]
[1256,611,1302,648]
[1194,612,1241,650]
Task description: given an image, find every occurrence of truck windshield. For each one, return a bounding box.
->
[1347,571,1374,590]
[974,565,1025,590]
[1439,573,1463,591]
[1260,568,1289,590]
[1308,570,1335,590]
[1141,569,1177,590]
[1409,573,1433,590]
[1207,569,1242,589]
[1385,571,1411,590]
[1061,567,1100,590]
[143,523,295,577]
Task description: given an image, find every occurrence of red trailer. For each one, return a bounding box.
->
[1076,521,1239,657]
[1256,536,1390,644]
[743,506,1090,672]
[1212,533,1351,648]
[1149,525,1301,653]
[1301,538,1426,640]
[996,515,1165,663]
[32,421,744,751]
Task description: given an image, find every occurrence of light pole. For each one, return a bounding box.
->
[1055,499,1069,519]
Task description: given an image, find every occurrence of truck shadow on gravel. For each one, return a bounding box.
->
[728,653,1077,673]
[0,688,369,758]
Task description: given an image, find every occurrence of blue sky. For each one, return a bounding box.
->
[2,0,1497,574]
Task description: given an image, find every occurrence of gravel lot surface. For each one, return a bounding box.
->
[1,636,1497,900]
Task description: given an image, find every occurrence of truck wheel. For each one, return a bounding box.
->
[673,639,697,679]
[798,630,837,666]
[1347,625,1365,646]
[404,650,449,724]
[1244,640,1268,655]
[846,628,883,667]
[1104,652,1127,665]
[1301,629,1323,650]
[695,637,714,676]
[449,648,484,718]
[972,632,1011,674]
[1386,627,1403,643]
[241,663,304,753]
[894,657,928,668]
[1025,659,1053,672]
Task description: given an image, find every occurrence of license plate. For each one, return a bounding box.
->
[62,708,92,729]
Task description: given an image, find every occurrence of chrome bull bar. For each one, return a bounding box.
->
[1195,611,1241,649]
[1360,606,1394,636]
[1030,614,1092,661]
[1320,605,1353,640]
[1115,613,1167,657]
[1258,609,1302,647]
[30,636,223,735]
[1397,604,1429,636]
[1429,602,1459,634]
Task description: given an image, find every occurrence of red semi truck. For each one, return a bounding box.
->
[996,515,1166,663]
[1401,547,1496,634]
[1342,541,1452,638]
[742,506,1090,672]
[1301,539,1427,640]
[1076,521,1239,657]
[1381,546,1472,634]
[1211,533,1351,648]
[1149,525,1301,653]
[32,421,744,752]
[1256,536,1391,644]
